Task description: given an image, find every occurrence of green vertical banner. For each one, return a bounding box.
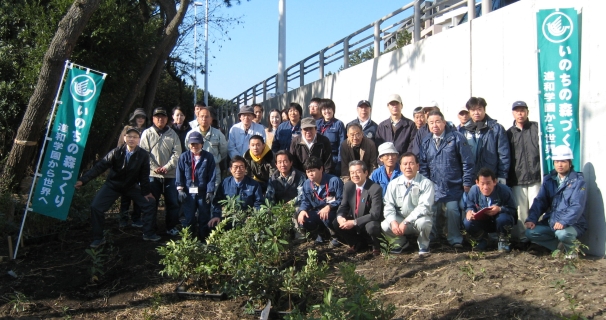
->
[31,67,105,220]
[536,8,581,173]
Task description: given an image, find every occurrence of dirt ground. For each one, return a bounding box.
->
[1,216,605,320]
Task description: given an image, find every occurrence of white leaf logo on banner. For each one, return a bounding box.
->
[70,74,97,102]
[542,12,574,43]
[74,79,93,96]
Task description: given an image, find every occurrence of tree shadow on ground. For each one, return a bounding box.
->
[422,294,563,320]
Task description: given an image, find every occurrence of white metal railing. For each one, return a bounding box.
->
[216,0,485,130]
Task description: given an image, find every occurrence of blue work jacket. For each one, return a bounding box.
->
[465,183,518,222]
[316,118,346,171]
[458,115,510,179]
[212,175,263,218]
[176,150,217,195]
[347,118,378,144]
[298,173,343,214]
[527,170,587,236]
[369,166,402,197]
[419,126,475,203]
[272,121,301,152]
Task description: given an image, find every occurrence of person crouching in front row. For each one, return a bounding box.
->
[297,156,344,247]
[212,156,264,222]
[333,160,383,255]
[464,167,517,252]
[382,152,435,257]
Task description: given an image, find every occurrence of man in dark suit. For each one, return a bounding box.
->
[333,160,384,255]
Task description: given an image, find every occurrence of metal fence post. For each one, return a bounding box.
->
[319,50,325,79]
[299,61,305,87]
[343,37,350,69]
[414,0,421,42]
[468,0,475,21]
[482,0,492,15]
[374,22,381,58]
[252,85,257,104]
[262,79,267,102]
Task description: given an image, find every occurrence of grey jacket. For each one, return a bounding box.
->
[140,126,182,179]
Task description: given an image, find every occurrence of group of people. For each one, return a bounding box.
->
[77,94,587,260]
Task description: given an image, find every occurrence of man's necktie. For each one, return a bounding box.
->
[355,188,361,218]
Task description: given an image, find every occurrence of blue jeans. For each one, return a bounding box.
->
[463,213,514,238]
[91,184,156,239]
[181,193,212,241]
[431,201,463,245]
[525,224,578,252]
[149,177,180,232]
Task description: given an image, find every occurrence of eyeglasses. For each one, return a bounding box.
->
[349,132,363,138]
[231,165,246,171]
[125,135,140,139]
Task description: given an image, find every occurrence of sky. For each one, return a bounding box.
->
[195,1,414,101]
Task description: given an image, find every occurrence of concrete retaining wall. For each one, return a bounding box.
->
[258,0,606,256]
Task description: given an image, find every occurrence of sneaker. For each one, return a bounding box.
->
[143,234,161,242]
[90,238,106,248]
[372,249,381,256]
[565,252,578,260]
[390,240,410,254]
[131,221,143,228]
[498,235,511,253]
[315,235,324,244]
[166,228,180,236]
[418,248,431,257]
[119,220,128,228]
[329,238,341,248]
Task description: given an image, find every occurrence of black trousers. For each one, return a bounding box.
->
[332,219,382,249]
[91,184,156,240]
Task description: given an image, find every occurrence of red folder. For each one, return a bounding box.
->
[473,207,492,220]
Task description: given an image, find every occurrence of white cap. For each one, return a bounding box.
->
[378,142,399,158]
[552,145,573,160]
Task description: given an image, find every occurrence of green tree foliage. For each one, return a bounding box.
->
[0,0,239,180]
[0,0,72,157]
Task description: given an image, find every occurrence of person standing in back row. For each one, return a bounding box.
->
[506,101,541,244]
[140,107,183,236]
[347,100,378,145]
[419,110,475,248]
[458,97,510,184]
[272,103,303,152]
[227,105,266,159]
[176,132,216,241]
[375,94,417,155]
[316,99,345,176]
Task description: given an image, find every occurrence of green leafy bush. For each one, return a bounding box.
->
[158,196,327,310]
[286,263,396,320]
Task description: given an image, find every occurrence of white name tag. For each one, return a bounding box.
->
[189,187,198,194]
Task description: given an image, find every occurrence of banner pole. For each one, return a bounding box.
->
[13,60,72,260]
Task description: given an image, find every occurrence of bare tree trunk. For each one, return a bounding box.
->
[100,0,189,155]
[142,32,179,115]
[0,0,102,192]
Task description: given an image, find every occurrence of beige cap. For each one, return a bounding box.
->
[386,94,402,105]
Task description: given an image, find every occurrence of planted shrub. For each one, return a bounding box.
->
[157,196,328,310]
